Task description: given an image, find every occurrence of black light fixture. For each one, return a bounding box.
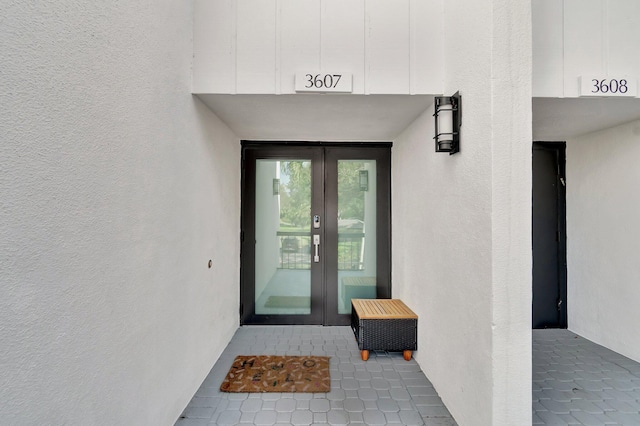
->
[273,178,280,195]
[359,170,369,191]
[434,91,461,155]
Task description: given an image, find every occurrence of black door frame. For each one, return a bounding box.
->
[240,144,324,325]
[240,141,391,326]
[532,141,567,328]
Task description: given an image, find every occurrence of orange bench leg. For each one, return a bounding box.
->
[403,350,412,361]
[361,350,369,361]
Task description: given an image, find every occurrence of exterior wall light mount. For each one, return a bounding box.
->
[434,92,461,155]
[359,170,369,191]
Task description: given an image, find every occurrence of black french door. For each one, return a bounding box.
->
[532,142,567,329]
[240,142,391,325]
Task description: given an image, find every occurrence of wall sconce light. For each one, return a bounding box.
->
[273,178,280,195]
[434,91,461,155]
[359,170,369,191]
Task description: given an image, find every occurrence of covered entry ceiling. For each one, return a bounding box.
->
[533,97,640,141]
[197,95,640,142]
[195,94,433,141]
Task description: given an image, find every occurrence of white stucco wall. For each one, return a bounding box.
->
[0,2,240,425]
[394,106,494,426]
[488,1,533,423]
[393,0,532,424]
[567,119,640,363]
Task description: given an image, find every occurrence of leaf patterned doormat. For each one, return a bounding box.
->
[219,355,331,393]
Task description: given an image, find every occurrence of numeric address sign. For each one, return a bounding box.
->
[580,76,637,97]
[295,72,353,93]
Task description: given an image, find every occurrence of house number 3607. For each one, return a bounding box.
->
[304,74,342,89]
[590,78,628,94]
[295,72,352,93]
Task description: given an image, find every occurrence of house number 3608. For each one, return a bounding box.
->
[590,78,628,94]
[304,74,342,89]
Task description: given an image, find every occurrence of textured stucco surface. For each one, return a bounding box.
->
[488,1,533,425]
[0,1,240,425]
[393,0,532,425]
[567,119,640,364]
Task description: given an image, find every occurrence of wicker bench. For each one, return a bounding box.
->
[351,299,418,361]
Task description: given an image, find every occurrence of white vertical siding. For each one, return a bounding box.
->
[533,0,640,98]
[193,0,236,93]
[563,0,604,97]
[410,0,443,95]
[279,0,321,93]
[320,0,366,93]
[532,0,563,96]
[364,0,410,94]
[607,1,640,78]
[236,0,277,93]
[194,0,443,95]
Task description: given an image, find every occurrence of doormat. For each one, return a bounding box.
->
[264,296,310,309]
[220,355,331,393]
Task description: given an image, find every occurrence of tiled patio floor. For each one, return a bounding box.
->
[177,327,640,425]
[533,329,640,425]
[175,325,457,426]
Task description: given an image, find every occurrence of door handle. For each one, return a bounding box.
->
[313,234,320,263]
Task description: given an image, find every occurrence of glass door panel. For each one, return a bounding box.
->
[254,159,311,315]
[324,146,390,326]
[336,160,377,314]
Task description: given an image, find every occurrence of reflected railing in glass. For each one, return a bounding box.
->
[338,233,365,270]
[277,232,365,271]
[277,232,311,269]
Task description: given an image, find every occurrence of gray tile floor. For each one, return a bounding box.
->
[533,329,640,425]
[175,326,457,426]
[177,327,640,426]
